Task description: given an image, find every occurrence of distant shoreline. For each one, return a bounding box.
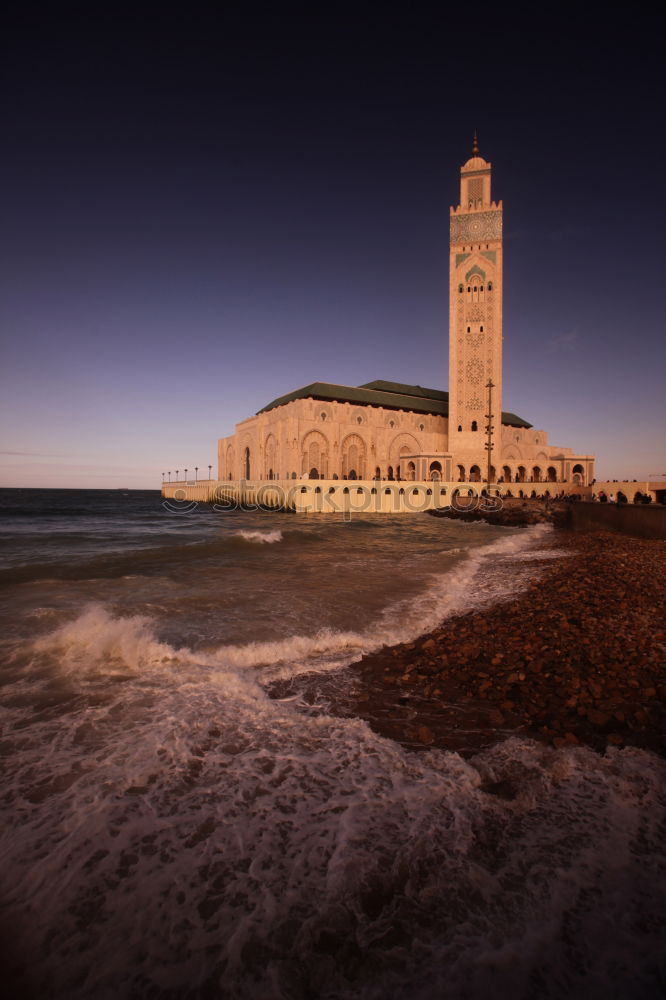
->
[347,528,666,758]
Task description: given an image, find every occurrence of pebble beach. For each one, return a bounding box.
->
[349,524,666,758]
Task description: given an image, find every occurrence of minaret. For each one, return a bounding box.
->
[448,136,503,475]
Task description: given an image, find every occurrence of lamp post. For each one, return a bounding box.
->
[176,470,179,481]
[168,471,171,482]
[195,466,198,481]
[185,468,188,481]
[208,464,212,480]
[162,472,165,482]
[485,380,495,491]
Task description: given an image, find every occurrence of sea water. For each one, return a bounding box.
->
[0,489,664,999]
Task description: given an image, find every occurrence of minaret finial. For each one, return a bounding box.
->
[472,131,480,157]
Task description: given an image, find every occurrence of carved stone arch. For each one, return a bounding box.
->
[502,445,522,463]
[340,433,366,479]
[301,429,329,478]
[389,432,421,465]
[534,451,549,465]
[239,437,252,479]
[264,433,279,479]
[465,264,487,282]
[225,444,235,479]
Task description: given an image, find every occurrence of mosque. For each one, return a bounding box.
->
[214,139,595,495]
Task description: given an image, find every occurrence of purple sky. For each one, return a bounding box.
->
[2,5,664,488]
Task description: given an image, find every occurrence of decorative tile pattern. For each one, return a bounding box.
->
[451,210,502,244]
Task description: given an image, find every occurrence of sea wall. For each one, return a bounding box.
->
[162,479,455,514]
[567,502,666,540]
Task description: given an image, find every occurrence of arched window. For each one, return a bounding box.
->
[471,421,478,431]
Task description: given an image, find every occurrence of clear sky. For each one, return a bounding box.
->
[2,4,664,488]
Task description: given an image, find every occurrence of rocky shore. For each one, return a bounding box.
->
[427,495,568,527]
[348,529,666,757]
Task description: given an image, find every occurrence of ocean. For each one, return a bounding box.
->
[0,488,664,999]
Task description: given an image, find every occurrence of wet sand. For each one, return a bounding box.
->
[347,528,666,757]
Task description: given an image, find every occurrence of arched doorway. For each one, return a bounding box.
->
[341,434,366,480]
[532,466,542,482]
[407,461,416,480]
[301,431,328,480]
[517,466,526,483]
[502,465,511,483]
[572,464,585,485]
[469,465,481,482]
[429,461,442,481]
[547,466,557,482]
[387,465,394,481]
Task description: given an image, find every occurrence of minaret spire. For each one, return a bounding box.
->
[472,131,480,157]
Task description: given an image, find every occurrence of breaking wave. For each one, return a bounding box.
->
[233,528,284,543]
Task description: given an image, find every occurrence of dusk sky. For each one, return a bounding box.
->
[2,5,664,488]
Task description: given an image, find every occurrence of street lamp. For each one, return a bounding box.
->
[195,466,198,481]
[185,468,188,481]
[168,471,171,482]
[208,464,212,479]
[176,470,179,480]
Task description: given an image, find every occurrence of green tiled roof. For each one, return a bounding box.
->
[359,380,449,402]
[257,380,532,428]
